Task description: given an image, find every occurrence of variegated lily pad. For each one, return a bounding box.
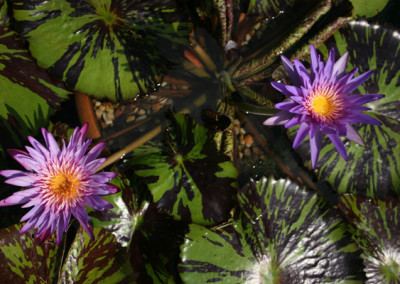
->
[339,194,400,283]
[60,227,134,283]
[11,0,189,101]
[0,0,70,153]
[129,205,187,283]
[179,177,364,283]
[130,113,238,225]
[89,173,149,247]
[289,20,400,198]
[0,223,60,283]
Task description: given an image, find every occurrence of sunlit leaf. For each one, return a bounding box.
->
[130,113,238,225]
[59,227,134,283]
[339,194,400,283]
[290,21,400,198]
[89,173,149,247]
[349,0,388,18]
[11,0,189,102]
[179,177,364,283]
[0,223,61,283]
[0,0,70,152]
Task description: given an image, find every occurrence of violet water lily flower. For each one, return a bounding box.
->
[264,44,384,169]
[0,124,118,244]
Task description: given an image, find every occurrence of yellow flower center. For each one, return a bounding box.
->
[50,173,79,200]
[312,96,331,115]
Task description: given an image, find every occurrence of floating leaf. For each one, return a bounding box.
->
[59,227,134,283]
[179,177,364,283]
[0,223,61,283]
[129,205,187,283]
[0,0,70,152]
[349,0,388,18]
[89,172,149,247]
[131,113,238,225]
[11,0,189,101]
[290,20,400,198]
[339,194,400,283]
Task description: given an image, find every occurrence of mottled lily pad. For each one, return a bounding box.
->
[289,20,400,198]
[11,0,189,101]
[0,223,61,283]
[59,227,134,283]
[89,173,149,247]
[339,194,400,283]
[179,177,364,283]
[129,205,187,283]
[130,113,238,225]
[0,0,70,153]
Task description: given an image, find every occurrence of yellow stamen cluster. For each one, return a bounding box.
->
[50,173,80,201]
[307,85,343,122]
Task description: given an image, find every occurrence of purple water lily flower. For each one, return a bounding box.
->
[0,124,118,244]
[264,44,384,169]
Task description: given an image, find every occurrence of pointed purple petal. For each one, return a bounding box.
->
[285,114,305,128]
[309,122,319,138]
[310,131,323,169]
[288,105,307,114]
[85,158,106,172]
[8,149,40,171]
[285,85,304,97]
[346,94,384,105]
[332,51,348,78]
[5,175,36,187]
[345,113,382,125]
[343,70,374,93]
[42,128,60,157]
[345,124,365,146]
[328,134,347,161]
[0,169,28,178]
[310,44,320,79]
[28,136,50,160]
[263,111,294,126]
[20,205,45,222]
[84,195,113,211]
[84,143,106,164]
[73,206,94,239]
[271,82,294,97]
[324,48,335,79]
[292,123,310,149]
[294,59,311,86]
[281,55,301,85]
[275,101,298,111]
[91,172,118,183]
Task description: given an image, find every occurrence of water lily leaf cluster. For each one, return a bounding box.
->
[0,0,399,283]
[10,0,190,101]
[0,0,70,167]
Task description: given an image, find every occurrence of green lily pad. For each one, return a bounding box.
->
[11,0,189,101]
[349,0,388,18]
[0,223,61,283]
[59,227,134,283]
[0,0,70,152]
[339,194,400,283]
[179,177,364,283]
[130,113,238,225]
[290,21,400,198]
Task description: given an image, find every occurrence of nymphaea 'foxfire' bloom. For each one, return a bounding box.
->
[264,45,384,168]
[0,124,118,244]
